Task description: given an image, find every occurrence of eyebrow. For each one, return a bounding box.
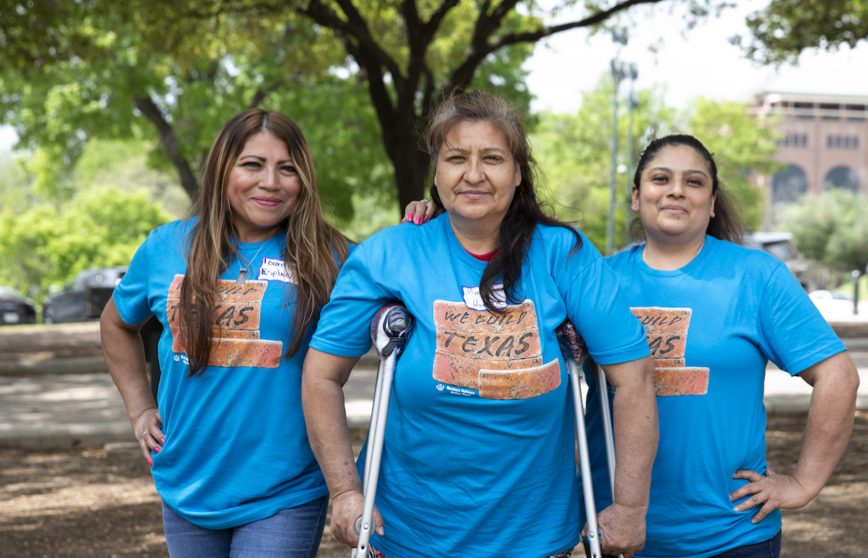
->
[238,153,294,164]
[442,145,507,154]
[648,166,709,177]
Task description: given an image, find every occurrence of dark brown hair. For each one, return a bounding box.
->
[180,108,349,375]
[426,91,581,312]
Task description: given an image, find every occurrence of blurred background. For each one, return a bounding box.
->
[1,0,866,324]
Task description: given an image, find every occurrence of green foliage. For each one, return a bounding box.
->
[780,190,868,273]
[0,187,169,301]
[738,0,868,64]
[683,98,781,231]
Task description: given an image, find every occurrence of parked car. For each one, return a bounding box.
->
[743,231,809,288]
[0,286,37,325]
[43,266,127,324]
[809,289,866,319]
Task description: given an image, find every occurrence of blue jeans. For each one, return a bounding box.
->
[711,530,781,558]
[582,531,781,558]
[161,497,327,558]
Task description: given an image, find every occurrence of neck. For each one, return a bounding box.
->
[448,214,501,254]
[642,234,706,270]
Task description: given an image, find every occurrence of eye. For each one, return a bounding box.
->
[687,177,705,187]
[445,155,466,163]
[280,164,298,175]
[483,154,504,163]
[240,161,262,169]
[651,174,668,183]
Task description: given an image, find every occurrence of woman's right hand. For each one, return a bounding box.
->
[403,199,437,224]
[330,489,384,548]
[132,407,163,465]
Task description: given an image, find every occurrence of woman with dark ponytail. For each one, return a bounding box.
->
[582,134,858,558]
[303,91,658,557]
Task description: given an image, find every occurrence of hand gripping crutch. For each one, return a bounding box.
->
[557,321,618,558]
[352,304,414,558]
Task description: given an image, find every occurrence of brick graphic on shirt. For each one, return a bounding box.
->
[166,274,282,368]
[432,299,560,400]
[630,307,708,396]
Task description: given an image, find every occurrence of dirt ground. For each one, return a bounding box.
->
[1,411,866,558]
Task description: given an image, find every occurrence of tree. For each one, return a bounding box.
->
[738,0,868,63]
[0,186,169,300]
[1,0,725,216]
[780,190,868,275]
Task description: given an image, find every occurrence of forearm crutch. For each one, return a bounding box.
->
[352,303,414,558]
[557,321,614,558]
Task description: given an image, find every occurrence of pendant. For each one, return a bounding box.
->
[236,268,248,286]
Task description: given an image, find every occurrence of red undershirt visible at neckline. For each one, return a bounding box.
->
[467,248,499,262]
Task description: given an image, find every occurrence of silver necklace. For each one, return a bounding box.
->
[235,238,273,286]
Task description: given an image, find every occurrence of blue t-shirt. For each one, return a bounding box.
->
[311,214,650,557]
[113,219,329,529]
[583,235,847,557]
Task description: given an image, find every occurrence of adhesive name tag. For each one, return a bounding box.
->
[461,284,506,311]
[258,258,296,284]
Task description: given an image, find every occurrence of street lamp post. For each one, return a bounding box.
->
[606,59,622,256]
[605,31,628,256]
[623,64,638,246]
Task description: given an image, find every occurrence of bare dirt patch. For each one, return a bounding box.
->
[1,411,865,557]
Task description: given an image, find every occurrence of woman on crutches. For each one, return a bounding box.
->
[302,91,658,557]
[581,134,859,558]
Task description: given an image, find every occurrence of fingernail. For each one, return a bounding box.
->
[153,446,162,453]
[161,437,165,444]
[423,216,429,223]
[147,458,153,465]
[414,216,421,224]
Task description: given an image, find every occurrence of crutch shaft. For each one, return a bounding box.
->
[567,359,603,558]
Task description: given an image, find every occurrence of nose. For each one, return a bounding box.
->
[260,165,280,189]
[463,157,484,184]
[667,177,686,197]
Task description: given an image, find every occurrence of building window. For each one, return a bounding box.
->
[826,135,861,149]
[824,166,859,193]
[773,165,809,205]
[779,132,808,147]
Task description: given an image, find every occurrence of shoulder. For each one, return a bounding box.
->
[607,243,642,266]
[532,222,589,253]
[356,214,447,253]
[141,218,193,248]
[707,236,784,277]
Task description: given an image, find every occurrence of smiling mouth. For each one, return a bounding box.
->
[253,198,282,207]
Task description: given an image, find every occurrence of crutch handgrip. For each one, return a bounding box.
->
[370,303,414,358]
[556,321,589,364]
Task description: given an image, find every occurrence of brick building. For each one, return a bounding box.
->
[750,92,868,222]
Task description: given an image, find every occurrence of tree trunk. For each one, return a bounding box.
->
[379,110,432,213]
[133,95,199,201]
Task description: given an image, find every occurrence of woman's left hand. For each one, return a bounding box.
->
[402,199,437,224]
[584,502,647,557]
[730,469,813,523]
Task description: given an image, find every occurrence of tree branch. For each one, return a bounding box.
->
[447,0,666,90]
[133,95,199,200]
